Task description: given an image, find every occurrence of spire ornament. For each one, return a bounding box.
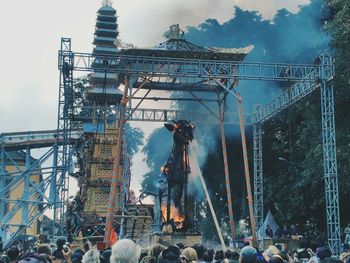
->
[102,0,112,7]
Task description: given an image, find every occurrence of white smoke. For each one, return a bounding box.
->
[188,140,206,200]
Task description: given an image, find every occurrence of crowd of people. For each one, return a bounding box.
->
[0,237,350,263]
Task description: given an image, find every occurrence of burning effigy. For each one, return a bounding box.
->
[155,120,196,233]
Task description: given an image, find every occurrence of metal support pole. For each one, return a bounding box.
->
[253,123,264,238]
[21,146,31,230]
[105,76,129,247]
[0,147,6,242]
[320,80,341,255]
[218,99,235,241]
[237,94,257,241]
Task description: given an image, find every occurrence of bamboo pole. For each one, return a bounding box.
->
[104,76,129,247]
[196,155,227,251]
[236,93,257,241]
[218,102,236,242]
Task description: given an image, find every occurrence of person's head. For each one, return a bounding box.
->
[268,255,284,263]
[37,244,51,257]
[176,243,185,250]
[225,250,239,261]
[150,246,164,261]
[7,246,20,262]
[340,252,350,263]
[157,245,180,263]
[72,250,84,263]
[263,246,279,262]
[203,252,214,263]
[316,247,332,260]
[214,250,225,263]
[100,249,111,263]
[83,242,91,253]
[180,248,197,263]
[239,246,257,263]
[18,253,50,263]
[191,244,205,261]
[82,250,100,263]
[56,239,66,250]
[110,239,141,263]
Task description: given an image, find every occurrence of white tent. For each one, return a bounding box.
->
[257,210,279,239]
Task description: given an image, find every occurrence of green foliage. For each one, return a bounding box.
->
[124,123,144,157]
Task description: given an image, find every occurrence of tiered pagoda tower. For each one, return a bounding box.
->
[83,0,125,215]
[67,1,130,240]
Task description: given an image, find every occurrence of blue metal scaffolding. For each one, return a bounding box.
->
[0,38,340,254]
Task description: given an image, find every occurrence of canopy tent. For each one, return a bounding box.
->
[257,210,279,239]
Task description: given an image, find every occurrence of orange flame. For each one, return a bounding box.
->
[161,204,184,229]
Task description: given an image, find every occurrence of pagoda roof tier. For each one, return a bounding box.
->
[95,28,118,38]
[96,21,118,30]
[93,37,117,46]
[93,47,118,55]
[98,8,116,16]
[97,15,117,23]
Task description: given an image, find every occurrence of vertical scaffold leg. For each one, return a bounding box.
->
[21,146,31,229]
[0,147,6,241]
[55,37,74,237]
[253,123,264,238]
[320,81,341,255]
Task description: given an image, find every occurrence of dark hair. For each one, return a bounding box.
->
[268,256,284,263]
[56,239,66,249]
[83,242,90,252]
[203,252,213,263]
[158,246,180,263]
[241,254,257,263]
[214,250,225,262]
[316,247,332,260]
[192,244,205,260]
[176,243,184,250]
[100,249,111,263]
[225,250,239,260]
[151,245,164,260]
[52,248,63,260]
[19,253,50,263]
[7,246,20,261]
[37,245,51,256]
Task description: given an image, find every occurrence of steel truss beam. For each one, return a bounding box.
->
[253,123,264,235]
[54,38,74,237]
[61,52,333,82]
[321,80,341,254]
[0,130,82,150]
[0,145,59,249]
[252,54,341,254]
[73,107,252,125]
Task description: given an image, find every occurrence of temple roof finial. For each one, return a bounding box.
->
[102,0,113,7]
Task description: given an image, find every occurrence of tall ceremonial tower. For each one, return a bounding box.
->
[67,0,131,240]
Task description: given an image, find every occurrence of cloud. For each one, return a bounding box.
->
[116,0,310,46]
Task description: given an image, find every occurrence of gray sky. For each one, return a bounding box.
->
[0,0,310,194]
